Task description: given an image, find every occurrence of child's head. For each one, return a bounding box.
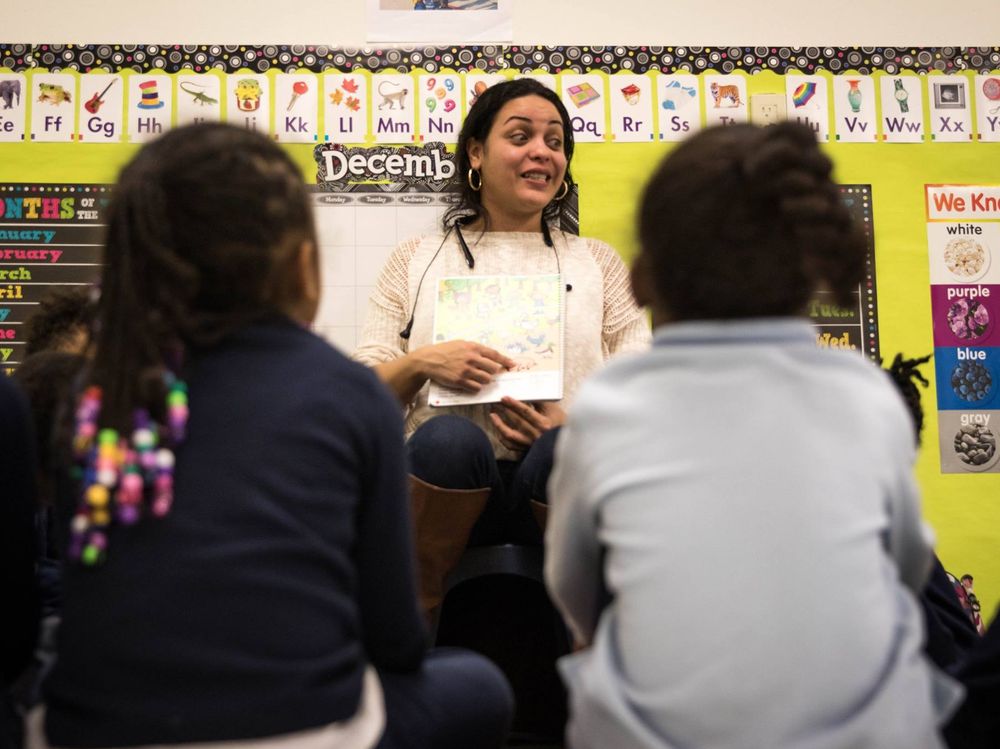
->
[93,122,318,427]
[24,285,96,356]
[883,352,932,446]
[633,122,866,324]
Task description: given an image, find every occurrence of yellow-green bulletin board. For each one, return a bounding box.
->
[2,44,999,614]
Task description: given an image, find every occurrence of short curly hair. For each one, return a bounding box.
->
[23,286,97,356]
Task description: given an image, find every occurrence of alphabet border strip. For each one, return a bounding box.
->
[2,44,999,76]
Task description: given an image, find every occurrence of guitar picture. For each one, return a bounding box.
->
[85,79,117,114]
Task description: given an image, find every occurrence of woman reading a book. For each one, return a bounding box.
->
[353,78,649,614]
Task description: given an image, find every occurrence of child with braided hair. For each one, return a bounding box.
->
[545,122,960,749]
[30,123,511,749]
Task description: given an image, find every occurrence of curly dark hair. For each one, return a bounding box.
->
[883,352,932,446]
[637,122,867,321]
[90,122,317,431]
[23,286,97,356]
[442,77,576,231]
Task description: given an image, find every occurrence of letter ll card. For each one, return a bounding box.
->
[929,75,973,143]
[225,74,270,136]
[78,75,123,143]
[833,75,877,142]
[30,73,76,142]
[372,74,416,144]
[657,74,701,142]
[703,74,748,128]
[275,73,318,143]
[176,74,222,127]
[609,74,654,142]
[975,75,1000,143]
[0,73,27,143]
[560,74,607,143]
[418,74,460,145]
[785,75,829,142]
[324,73,367,143]
[880,76,924,143]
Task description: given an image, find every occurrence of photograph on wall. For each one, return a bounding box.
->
[367,0,511,43]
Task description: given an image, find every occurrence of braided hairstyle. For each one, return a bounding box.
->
[443,77,576,231]
[637,122,866,321]
[884,352,932,446]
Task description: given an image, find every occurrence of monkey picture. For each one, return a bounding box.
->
[377,81,408,110]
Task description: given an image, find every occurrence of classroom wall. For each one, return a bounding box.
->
[7,2,1000,614]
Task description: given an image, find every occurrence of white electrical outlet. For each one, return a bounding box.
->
[750,94,787,126]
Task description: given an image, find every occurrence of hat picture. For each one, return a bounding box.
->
[137,80,165,110]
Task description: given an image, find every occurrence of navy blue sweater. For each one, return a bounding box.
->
[45,318,425,746]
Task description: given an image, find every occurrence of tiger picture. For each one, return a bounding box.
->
[710,82,742,108]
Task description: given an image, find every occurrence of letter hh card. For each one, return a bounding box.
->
[30,72,77,142]
[880,76,924,142]
[974,75,1000,143]
[833,75,877,143]
[560,73,608,143]
[77,75,123,143]
[0,73,28,143]
[703,74,748,128]
[128,75,173,143]
[372,74,416,144]
[324,73,368,143]
[418,74,460,145]
[226,74,270,136]
[929,75,973,142]
[275,73,318,143]
[785,75,830,142]
[657,74,701,142]
[176,74,222,126]
[609,74,654,142]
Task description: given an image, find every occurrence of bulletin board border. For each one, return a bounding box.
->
[2,44,999,76]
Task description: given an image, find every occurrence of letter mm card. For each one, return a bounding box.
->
[703,74,748,127]
[880,76,924,142]
[372,74,416,144]
[0,73,28,142]
[226,74,270,136]
[77,75,124,143]
[418,74,460,145]
[128,75,173,143]
[560,74,608,143]
[30,73,77,142]
[176,74,222,127]
[609,74,654,142]
[324,73,368,143]
[657,74,701,142]
[275,73,318,143]
[833,75,877,142]
[785,75,830,142]
[928,75,973,142]
[974,75,1000,143]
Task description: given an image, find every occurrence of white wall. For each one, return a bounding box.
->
[8,0,1000,46]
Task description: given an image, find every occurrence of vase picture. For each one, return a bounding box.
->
[847,79,862,113]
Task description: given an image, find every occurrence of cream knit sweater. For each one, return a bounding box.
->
[353,228,651,460]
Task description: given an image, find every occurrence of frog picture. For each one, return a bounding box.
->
[37,83,72,105]
[234,79,261,112]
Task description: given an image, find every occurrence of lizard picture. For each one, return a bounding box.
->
[179,82,219,106]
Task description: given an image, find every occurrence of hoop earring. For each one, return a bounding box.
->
[467,168,482,192]
[555,181,570,200]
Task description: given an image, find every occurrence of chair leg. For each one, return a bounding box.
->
[409,475,490,618]
[529,499,549,534]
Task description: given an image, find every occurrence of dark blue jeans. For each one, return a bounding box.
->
[376,647,513,749]
[406,415,559,546]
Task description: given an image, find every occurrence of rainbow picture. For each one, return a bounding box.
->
[792,81,818,108]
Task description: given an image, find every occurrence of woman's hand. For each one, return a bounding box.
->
[416,340,516,393]
[489,397,566,452]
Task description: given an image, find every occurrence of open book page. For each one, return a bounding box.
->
[428,274,564,406]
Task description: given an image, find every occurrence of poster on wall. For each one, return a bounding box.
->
[0,184,107,374]
[926,184,1000,473]
[367,0,512,44]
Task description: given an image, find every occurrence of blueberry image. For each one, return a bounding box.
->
[951,361,993,403]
